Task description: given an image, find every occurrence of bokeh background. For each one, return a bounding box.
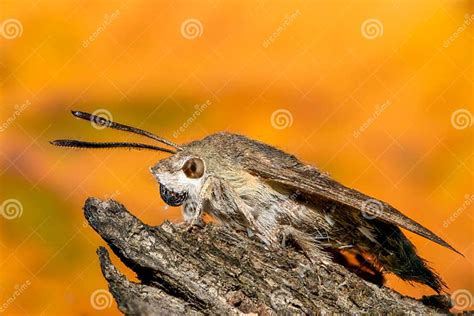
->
[1,0,473,314]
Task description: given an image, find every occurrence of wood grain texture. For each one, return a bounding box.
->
[84,197,450,315]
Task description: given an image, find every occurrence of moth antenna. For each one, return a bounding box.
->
[50,140,177,154]
[71,110,183,151]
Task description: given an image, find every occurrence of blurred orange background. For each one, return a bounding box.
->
[1,0,473,314]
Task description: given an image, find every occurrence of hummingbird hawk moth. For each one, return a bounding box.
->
[51,110,461,293]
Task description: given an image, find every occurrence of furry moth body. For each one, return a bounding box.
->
[52,111,461,293]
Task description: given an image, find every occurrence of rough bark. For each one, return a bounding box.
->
[84,197,451,315]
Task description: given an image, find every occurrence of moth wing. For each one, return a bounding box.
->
[243,157,460,255]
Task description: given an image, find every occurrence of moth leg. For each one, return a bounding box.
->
[277,225,328,264]
[200,176,259,233]
[182,201,204,228]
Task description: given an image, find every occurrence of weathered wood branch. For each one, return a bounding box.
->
[84,197,450,315]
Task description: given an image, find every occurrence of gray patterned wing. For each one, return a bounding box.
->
[242,154,461,255]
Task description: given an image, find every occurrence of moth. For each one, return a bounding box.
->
[52,110,461,293]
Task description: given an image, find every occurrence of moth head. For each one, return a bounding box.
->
[150,138,230,206]
[150,149,207,207]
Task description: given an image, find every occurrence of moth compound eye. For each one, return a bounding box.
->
[182,158,205,179]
